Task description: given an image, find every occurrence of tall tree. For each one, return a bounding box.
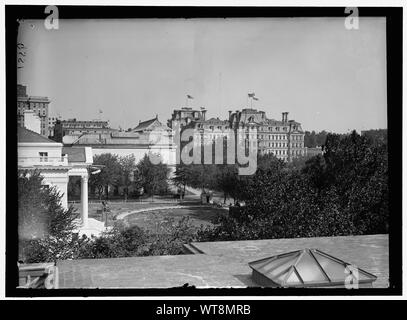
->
[137,154,169,199]
[118,154,137,201]
[214,165,240,203]
[172,163,192,196]
[88,153,121,200]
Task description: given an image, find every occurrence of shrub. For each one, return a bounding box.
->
[77,217,199,259]
[148,217,199,255]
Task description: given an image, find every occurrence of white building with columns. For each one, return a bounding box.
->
[18,127,105,237]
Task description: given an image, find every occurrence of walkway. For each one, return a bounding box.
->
[115,204,228,220]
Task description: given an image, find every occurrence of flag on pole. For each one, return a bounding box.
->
[253,97,259,101]
[248,93,255,98]
[99,109,103,114]
[187,95,194,99]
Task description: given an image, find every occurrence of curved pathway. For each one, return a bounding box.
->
[115,204,228,220]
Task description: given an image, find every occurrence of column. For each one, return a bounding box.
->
[81,175,89,228]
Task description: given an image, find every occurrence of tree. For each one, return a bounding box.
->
[199,129,389,241]
[137,154,169,199]
[214,165,240,204]
[18,170,80,263]
[118,154,138,200]
[171,163,192,196]
[88,153,121,200]
[322,131,389,234]
[304,130,329,148]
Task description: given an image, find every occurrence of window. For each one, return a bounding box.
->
[39,152,48,162]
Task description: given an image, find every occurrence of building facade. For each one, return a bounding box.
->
[64,116,177,168]
[168,106,306,162]
[53,119,113,142]
[17,84,51,137]
[48,115,62,138]
[18,126,105,237]
[229,109,305,161]
[168,107,207,129]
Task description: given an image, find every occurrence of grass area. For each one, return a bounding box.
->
[70,192,230,231]
[123,206,228,232]
[71,201,182,222]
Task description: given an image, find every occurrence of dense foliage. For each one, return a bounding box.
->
[199,130,389,240]
[76,217,199,259]
[18,171,81,263]
[88,153,122,199]
[304,130,329,148]
[86,152,169,200]
[137,154,170,198]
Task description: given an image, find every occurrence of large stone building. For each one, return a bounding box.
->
[168,106,207,129]
[229,109,305,161]
[17,84,51,137]
[168,106,305,162]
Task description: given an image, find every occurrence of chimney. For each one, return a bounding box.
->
[23,110,41,134]
[282,112,289,123]
[282,112,285,122]
[202,110,207,121]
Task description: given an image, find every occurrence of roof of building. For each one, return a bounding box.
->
[133,117,158,131]
[56,234,388,289]
[18,127,57,143]
[248,248,377,287]
[195,117,230,125]
[133,116,171,132]
[62,147,87,163]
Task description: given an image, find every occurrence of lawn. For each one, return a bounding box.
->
[122,206,228,232]
[71,201,182,221]
[70,198,228,231]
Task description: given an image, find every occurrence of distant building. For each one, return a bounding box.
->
[53,118,113,142]
[133,115,174,145]
[168,107,207,129]
[168,106,306,162]
[64,116,176,168]
[48,115,62,138]
[17,84,51,137]
[192,117,232,144]
[229,109,305,162]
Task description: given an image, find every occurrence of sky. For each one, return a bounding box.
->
[17,17,387,133]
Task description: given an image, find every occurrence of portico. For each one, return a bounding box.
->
[63,146,106,236]
[18,127,105,238]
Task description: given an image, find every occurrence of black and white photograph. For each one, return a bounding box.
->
[4,3,402,299]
